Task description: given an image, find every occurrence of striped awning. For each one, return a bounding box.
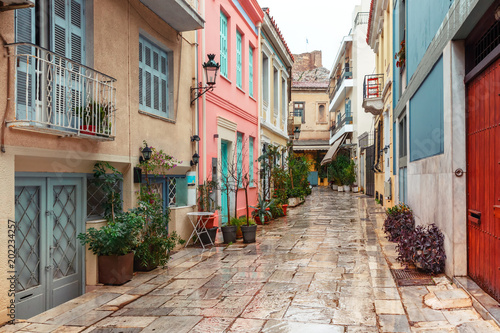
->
[320,133,348,166]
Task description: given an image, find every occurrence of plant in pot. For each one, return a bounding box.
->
[77,101,111,136]
[251,194,273,225]
[133,189,184,271]
[78,211,143,285]
[343,160,356,192]
[197,179,219,233]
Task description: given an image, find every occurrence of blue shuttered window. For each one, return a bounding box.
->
[220,12,228,78]
[249,47,253,97]
[345,99,351,118]
[139,36,170,118]
[249,137,254,184]
[236,31,242,88]
[237,133,243,187]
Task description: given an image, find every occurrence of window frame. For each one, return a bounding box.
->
[220,11,228,78]
[249,46,254,97]
[236,30,242,88]
[139,35,172,119]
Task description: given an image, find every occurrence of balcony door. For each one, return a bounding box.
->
[15,0,85,129]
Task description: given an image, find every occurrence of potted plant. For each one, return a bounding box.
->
[343,160,356,193]
[251,194,273,225]
[77,102,111,136]
[241,218,257,243]
[197,180,219,229]
[352,183,359,193]
[78,211,143,285]
[231,217,246,239]
[221,220,237,244]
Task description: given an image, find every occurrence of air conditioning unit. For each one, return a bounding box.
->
[384,178,392,200]
[0,0,34,12]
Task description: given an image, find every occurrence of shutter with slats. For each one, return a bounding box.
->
[237,133,243,186]
[345,100,351,118]
[139,36,169,118]
[220,13,227,77]
[249,137,254,183]
[15,2,36,121]
[236,32,242,88]
[249,48,253,97]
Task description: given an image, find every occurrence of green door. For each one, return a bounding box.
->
[221,141,229,225]
[15,176,84,319]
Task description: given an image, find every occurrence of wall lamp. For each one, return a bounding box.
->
[191,135,200,142]
[190,153,200,167]
[191,54,220,105]
[293,127,301,140]
[139,145,152,163]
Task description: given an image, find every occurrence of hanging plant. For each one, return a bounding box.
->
[138,140,180,176]
[395,39,405,68]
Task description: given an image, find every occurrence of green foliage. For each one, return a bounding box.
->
[77,211,143,256]
[92,162,123,221]
[250,194,273,221]
[138,141,179,176]
[134,186,184,268]
[198,180,219,212]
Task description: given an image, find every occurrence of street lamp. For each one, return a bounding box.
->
[293,127,301,140]
[191,54,220,104]
[190,153,200,166]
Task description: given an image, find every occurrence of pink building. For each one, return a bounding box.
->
[196,0,263,224]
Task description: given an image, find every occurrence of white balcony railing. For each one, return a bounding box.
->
[7,43,116,140]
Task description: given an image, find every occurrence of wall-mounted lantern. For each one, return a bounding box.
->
[191,54,220,104]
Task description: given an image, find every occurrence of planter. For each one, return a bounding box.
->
[241,225,257,243]
[254,215,263,225]
[338,186,344,192]
[221,225,237,244]
[331,184,338,191]
[199,227,218,245]
[98,252,134,285]
[344,185,350,192]
[80,125,96,136]
[288,197,304,207]
[201,215,216,229]
[352,186,359,193]
[236,227,243,239]
[134,257,158,272]
[282,204,288,216]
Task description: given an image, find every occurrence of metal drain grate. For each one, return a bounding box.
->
[391,269,436,287]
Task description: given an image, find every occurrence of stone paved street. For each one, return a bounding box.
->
[3,188,500,333]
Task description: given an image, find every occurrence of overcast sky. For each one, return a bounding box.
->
[257,0,360,72]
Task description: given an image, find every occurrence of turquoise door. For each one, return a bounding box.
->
[15,176,84,319]
[221,141,229,225]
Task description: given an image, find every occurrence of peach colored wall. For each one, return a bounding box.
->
[0,0,197,323]
[291,90,330,141]
[197,0,262,221]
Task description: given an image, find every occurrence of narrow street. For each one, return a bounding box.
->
[4,188,498,333]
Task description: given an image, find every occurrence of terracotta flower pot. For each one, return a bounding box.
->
[201,215,216,229]
[98,252,134,285]
[282,204,288,216]
[80,125,96,135]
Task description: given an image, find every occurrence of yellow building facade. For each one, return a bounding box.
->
[364,0,395,207]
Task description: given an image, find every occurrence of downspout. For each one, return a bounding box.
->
[195,28,199,185]
[256,22,262,194]
[1,33,11,153]
[201,0,206,183]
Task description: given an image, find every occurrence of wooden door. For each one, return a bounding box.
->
[467,57,500,301]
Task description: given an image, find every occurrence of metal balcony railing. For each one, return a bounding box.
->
[7,43,116,139]
[330,113,353,138]
[329,62,353,101]
[363,74,384,100]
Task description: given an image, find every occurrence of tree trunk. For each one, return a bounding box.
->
[245,186,249,226]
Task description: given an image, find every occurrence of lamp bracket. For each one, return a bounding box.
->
[191,82,214,105]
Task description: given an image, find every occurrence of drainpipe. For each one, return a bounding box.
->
[201,0,206,183]
[195,29,199,185]
[256,22,262,194]
[0,33,11,153]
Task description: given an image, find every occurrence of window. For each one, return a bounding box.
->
[147,175,188,209]
[294,102,304,123]
[398,115,407,159]
[318,104,326,123]
[220,12,228,77]
[345,99,351,118]
[262,54,269,104]
[87,176,122,220]
[236,31,242,88]
[139,36,170,118]
[249,47,254,97]
[237,132,243,187]
[281,77,286,123]
[273,67,279,114]
[249,137,254,184]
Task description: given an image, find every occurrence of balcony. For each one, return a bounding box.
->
[287,110,302,136]
[7,43,116,140]
[140,0,204,32]
[329,63,353,112]
[329,113,353,145]
[362,74,384,116]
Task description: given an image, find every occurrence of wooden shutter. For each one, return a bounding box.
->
[236,32,242,88]
[345,100,351,118]
[249,137,254,183]
[237,133,243,186]
[220,12,227,77]
[249,48,253,97]
[15,2,36,120]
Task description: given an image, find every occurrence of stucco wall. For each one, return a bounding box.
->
[290,90,329,141]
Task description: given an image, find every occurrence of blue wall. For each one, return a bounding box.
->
[409,56,444,162]
[407,0,452,79]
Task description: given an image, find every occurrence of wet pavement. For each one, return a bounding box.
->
[4,187,500,332]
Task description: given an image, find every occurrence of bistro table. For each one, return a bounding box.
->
[185,212,215,249]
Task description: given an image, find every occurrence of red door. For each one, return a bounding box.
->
[467,57,500,301]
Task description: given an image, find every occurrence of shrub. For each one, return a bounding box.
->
[396,223,446,274]
[383,203,414,242]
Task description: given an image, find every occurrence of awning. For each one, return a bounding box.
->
[320,133,347,166]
